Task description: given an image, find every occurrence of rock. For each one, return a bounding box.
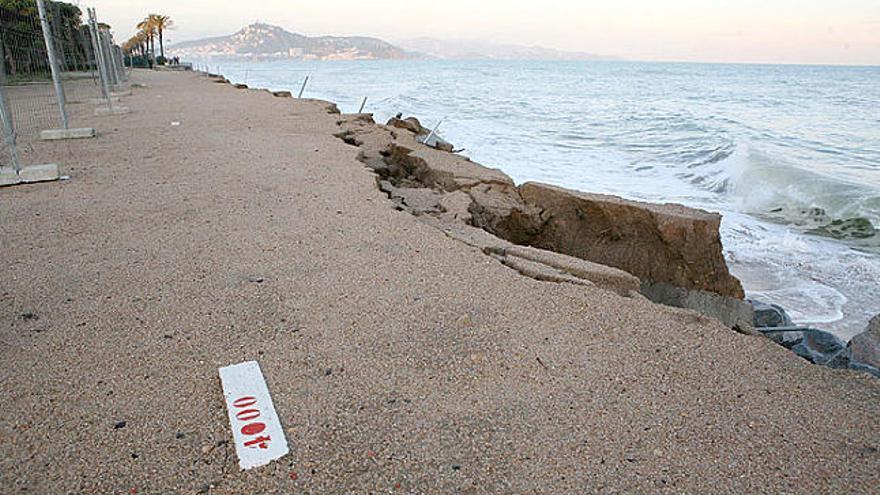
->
[423,133,455,152]
[811,217,876,240]
[763,329,805,349]
[383,144,512,192]
[388,187,444,216]
[234,83,248,89]
[519,182,744,299]
[387,116,455,152]
[272,90,292,98]
[847,314,880,377]
[468,183,544,245]
[387,116,425,135]
[749,299,794,328]
[759,326,848,366]
[641,282,755,331]
[437,190,474,224]
[792,329,848,366]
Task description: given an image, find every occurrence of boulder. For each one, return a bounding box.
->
[387,116,425,135]
[519,182,745,299]
[387,116,455,152]
[793,330,848,367]
[749,299,794,328]
[847,315,880,377]
[759,327,849,367]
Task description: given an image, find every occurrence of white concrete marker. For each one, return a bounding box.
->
[88,97,120,105]
[0,167,20,187]
[40,127,96,141]
[94,106,130,117]
[18,163,60,183]
[218,361,289,470]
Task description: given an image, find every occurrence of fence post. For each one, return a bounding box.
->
[110,44,125,84]
[0,39,22,174]
[35,0,69,130]
[87,8,113,107]
[99,31,118,87]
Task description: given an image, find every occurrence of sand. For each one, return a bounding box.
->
[0,70,878,494]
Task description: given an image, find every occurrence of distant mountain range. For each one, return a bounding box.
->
[169,23,618,62]
[397,38,619,61]
[169,23,418,61]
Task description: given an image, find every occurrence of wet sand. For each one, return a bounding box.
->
[0,70,878,494]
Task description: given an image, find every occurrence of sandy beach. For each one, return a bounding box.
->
[1,70,878,493]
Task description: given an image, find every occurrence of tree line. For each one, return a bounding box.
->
[0,0,174,76]
[0,0,93,77]
[122,14,172,65]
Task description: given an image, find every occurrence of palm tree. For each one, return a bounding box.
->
[123,32,148,58]
[134,31,148,57]
[148,14,173,59]
[136,16,156,63]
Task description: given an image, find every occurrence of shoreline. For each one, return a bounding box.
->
[1,69,878,492]
[209,59,879,341]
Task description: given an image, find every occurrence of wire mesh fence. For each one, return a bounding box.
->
[0,2,61,140]
[0,0,123,175]
[48,1,105,105]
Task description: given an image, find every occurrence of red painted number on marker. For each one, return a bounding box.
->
[241,422,266,436]
[233,397,257,408]
[233,396,272,449]
[244,435,272,449]
[236,409,261,421]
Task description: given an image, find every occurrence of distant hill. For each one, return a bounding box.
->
[169,23,420,61]
[397,37,619,61]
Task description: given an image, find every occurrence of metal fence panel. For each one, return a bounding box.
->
[0,1,121,172]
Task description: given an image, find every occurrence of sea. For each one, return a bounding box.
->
[200,59,880,340]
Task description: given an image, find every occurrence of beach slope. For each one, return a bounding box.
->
[0,71,877,494]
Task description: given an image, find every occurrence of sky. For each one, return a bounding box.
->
[82,0,880,65]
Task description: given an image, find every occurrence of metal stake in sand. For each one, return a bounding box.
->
[36,0,69,130]
[358,97,368,114]
[297,75,310,98]
[423,118,445,146]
